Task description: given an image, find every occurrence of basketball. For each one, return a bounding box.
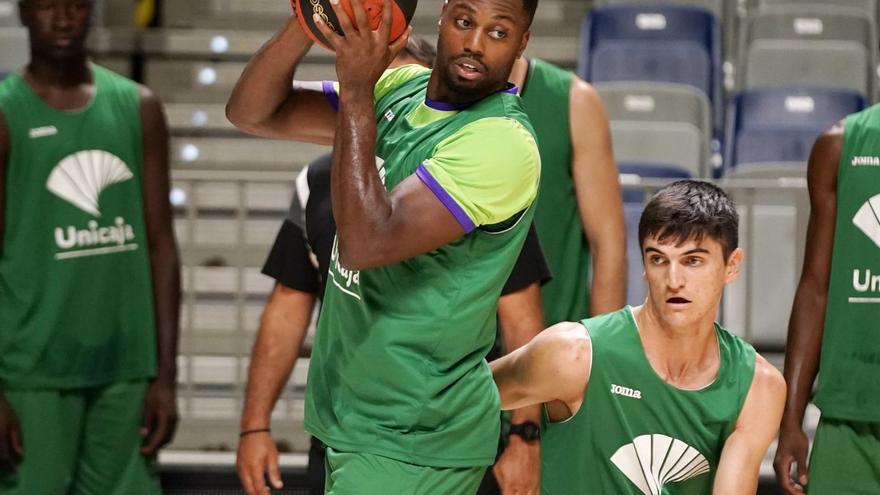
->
[291,0,418,51]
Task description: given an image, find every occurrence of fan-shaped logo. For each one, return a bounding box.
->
[46,150,133,217]
[610,434,710,495]
[852,193,880,249]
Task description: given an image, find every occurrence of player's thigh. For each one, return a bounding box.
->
[71,380,161,495]
[808,417,880,494]
[0,388,84,495]
[324,447,485,495]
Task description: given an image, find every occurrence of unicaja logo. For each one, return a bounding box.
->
[852,193,880,249]
[46,150,139,260]
[610,434,710,495]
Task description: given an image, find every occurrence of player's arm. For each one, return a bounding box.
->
[238,168,322,495]
[494,227,551,494]
[238,285,317,495]
[491,322,591,416]
[714,355,786,494]
[772,123,842,495]
[138,86,182,455]
[226,16,336,144]
[569,78,626,315]
[0,107,24,472]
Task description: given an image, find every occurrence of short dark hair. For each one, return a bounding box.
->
[638,180,739,260]
[403,36,437,68]
[522,0,538,25]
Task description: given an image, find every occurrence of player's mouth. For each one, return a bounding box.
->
[666,296,691,307]
[453,58,484,80]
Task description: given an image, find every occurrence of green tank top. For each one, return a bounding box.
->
[304,71,539,467]
[814,104,880,421]
[542,307,756,494]
[0,65,157,389]
[521,59,590,323]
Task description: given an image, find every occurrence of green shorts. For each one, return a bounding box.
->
[324,446,485,495]
[808,416,880,494]
[0,380,161,495]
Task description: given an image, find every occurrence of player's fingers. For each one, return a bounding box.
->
[348,0,370,33]
[237,464,257,495]
[388,26,411,59]
[267,454,284,489]
[795,457,809,489]
[141,410,168,454]
[377,0,393,39]
[326,0,355,37]
[312,14,342,48]
[775,458,805,495]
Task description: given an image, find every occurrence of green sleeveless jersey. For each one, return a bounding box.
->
[0,65,157,389]
[814,104,880,421]
[542,307,756,494]
[304,67,541,467]
[521,59,590,323]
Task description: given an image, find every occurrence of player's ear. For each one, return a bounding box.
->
[724,248,744,284]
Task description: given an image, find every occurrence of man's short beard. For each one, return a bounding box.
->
[439,63,503,101]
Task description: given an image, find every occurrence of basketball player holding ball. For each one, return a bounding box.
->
[227,0,540,492]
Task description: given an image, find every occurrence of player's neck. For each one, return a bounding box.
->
[508,57,529,92]
[26,56,91,88]
[632,303,721,390]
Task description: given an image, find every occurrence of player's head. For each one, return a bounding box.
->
[391,36,437,69]
[19,0,93,61]
[434,0,536,99]
[638,180,743,326]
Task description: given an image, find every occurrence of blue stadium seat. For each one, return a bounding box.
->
[724,86,865,176]
[0,70,8,82]
[578,5,723,134]
[618,163,691,306]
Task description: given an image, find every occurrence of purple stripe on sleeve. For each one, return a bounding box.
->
[416,163,477,234]
[322,80,339,112]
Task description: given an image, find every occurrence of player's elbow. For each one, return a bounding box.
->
[225,101,262,135]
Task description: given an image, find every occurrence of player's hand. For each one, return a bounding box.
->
[773,423,810,494]
[237,432,283,495]
[0,392,22,473]
[313,0,411,93]
[140,379,179,455]
[493,436,540,495]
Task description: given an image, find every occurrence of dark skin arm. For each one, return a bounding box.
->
[495,282,544,495]
[0,108,24,473]
[316,0,465,270]
[225,16,335,144]
[772,123,843,494]
[137,86,182,455]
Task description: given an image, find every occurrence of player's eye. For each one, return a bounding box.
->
[489,29,507,39]
[684,257,703,267]
[455,17,472,29]
[649,255,666,265]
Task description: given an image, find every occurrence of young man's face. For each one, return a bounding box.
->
[434,0,530,99]
[642,234,742,329]
[20,0,92,60]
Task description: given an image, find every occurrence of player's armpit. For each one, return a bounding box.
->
[490,322,591,415]
[714,355,786,494]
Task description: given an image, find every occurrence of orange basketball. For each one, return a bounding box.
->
[291,0,418,51]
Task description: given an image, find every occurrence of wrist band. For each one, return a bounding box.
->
[239,428,271,437]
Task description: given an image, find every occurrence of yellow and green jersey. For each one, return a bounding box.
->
[542,308,756,494]
[0,65,157,389]
[815,103,880,421]
[305,66,541,467]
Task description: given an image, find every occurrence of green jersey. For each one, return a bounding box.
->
[542,307,756,494]
[0,65,157,389]
[304,66,541,467]
[521,59,590,323]
[814,103,880,421]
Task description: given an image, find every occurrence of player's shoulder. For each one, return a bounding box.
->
[533,321,592,373]
[751,353,786,397]
[374,64,430,101]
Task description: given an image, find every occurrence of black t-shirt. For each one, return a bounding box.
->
[262,154,552,300]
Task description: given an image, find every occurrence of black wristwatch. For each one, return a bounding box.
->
[509,421,541,441]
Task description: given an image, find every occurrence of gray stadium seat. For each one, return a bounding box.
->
[598,82,712,177]
[0,0,17,27]
[596,0,724,18]
[754,0,878,20]
[0,27,27,72]
[740,6,877,99]
[170,137,327,171]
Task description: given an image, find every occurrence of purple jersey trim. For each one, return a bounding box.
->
[415,164,476,234]
[322,80,339,112]
[424,84,520,111]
